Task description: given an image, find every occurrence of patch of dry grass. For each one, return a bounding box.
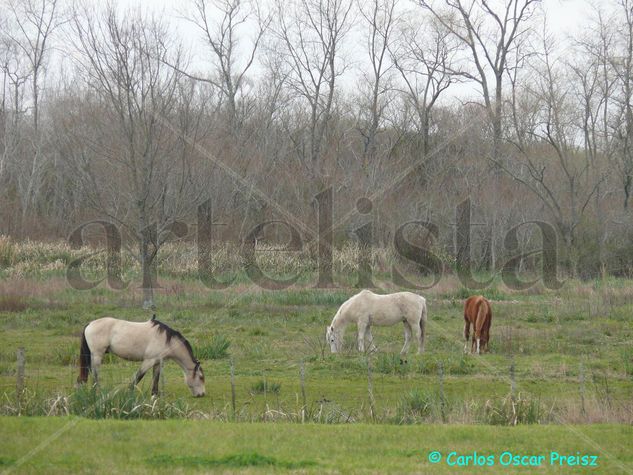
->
[0,295,28,313]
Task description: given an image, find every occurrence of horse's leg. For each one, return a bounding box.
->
[151,361,161,396]
[474,310,486,356]
[364,327,376,352]
[91,354,102,387]
[132,359,156,388]
[483,316,491,352]
[418,316,426,354]
[400,323,412,358]
[357,321,367,352]
[463,319,470,353]
[411,320,422,355]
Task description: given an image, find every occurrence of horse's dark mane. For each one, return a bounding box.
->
[150,315,198,364]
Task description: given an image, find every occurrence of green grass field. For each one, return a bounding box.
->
[1,418,632,474]
[1,275,632,422]
[1,242,633,472]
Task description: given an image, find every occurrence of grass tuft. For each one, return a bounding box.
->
[482,394,542,425]
[375,353,409,375]
[250,379,281,395]
[196,335,230,360]
[396,389,434,422]
[53,342,79,366]
[0,236,15,267]
[66,386,194,419]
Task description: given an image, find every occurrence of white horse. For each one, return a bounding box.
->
[326,290,427,356]
[77,315,205,397]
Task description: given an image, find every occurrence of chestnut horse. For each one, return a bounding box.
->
[463,296,492,354]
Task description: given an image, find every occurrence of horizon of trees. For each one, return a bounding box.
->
[1,0,632,304]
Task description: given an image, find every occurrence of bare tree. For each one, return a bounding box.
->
[181,0,268,131]
[391,14,457,157]
[2,0,60,233]
[610,0,633,208]
[418,0,540,161]
[4,0,60,132]
[273,0,353,186]
[356,0,398,165]
[503,30,606,274]
[0,32,29,186]
[67,5,205,308]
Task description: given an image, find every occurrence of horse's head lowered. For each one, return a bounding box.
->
[326,325,340,353]
[185,360,205,397]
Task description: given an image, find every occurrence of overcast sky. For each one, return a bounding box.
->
[117,0,599,40]
[88,0,608,102]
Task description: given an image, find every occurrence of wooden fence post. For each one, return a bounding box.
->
[510,361,517,426]
[579,362,586,419]
[366,355,376,421]
[438,361,446,423]
[300,360,307,423]
[510,361,516,397]
[230,358,236,420]
[16,347,25,412]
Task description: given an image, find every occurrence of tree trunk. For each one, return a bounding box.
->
[140,225,156,309]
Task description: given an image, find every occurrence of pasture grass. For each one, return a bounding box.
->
[1,239,633,471]
[249,379,282,395]
[0,243,632,421]
[0,417,632,474]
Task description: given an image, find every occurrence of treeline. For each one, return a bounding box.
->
[0,0,632,291]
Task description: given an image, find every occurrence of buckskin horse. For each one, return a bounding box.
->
[77,315,205,397]
[464,295,492,354]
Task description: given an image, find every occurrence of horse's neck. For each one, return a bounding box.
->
[168,341,195,371]
[332,312,348,332]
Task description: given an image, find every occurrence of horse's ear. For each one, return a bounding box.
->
[151,314,156,321]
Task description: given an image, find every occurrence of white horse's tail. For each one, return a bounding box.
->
[419,300,427,351]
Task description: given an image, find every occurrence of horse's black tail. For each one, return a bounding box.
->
[77,326,91,384]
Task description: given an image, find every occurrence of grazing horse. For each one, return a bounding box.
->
[77,315,205,397]
[463,296,492,355]
[326,290,427,356]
